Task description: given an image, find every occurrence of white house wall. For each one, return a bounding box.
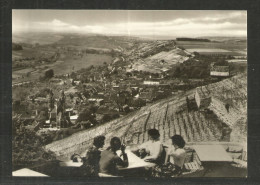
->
[210,71,229,77]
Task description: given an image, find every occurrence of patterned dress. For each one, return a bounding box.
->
[81,145,101,176]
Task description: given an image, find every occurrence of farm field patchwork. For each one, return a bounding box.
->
[13,33,64,45]
[12,53,112,84]
[176,41,247,56]
[52,53,113,75]
[186,48,230,53]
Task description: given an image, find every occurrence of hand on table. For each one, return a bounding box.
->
[144,157,156,163]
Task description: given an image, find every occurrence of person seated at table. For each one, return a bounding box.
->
[99,137,128,176]
[81,135,106,176]
[166,135,186,175]
[134,129,163,163]
[151,135,186,177]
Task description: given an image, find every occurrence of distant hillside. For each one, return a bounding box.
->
[129,40,193,73]
[12,43,23,51]
[176,38,210,42]
[45,73,247,160]
[12,32,64,45]
[197,36,247,43]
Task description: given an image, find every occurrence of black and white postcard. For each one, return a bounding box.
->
[11,10,247,178]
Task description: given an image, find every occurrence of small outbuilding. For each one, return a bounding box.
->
[210,65,230,77]
[195,86,211,109]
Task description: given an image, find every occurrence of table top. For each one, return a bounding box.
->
[59,161,83,167]
[192,145,233,162]
[117,149,155,170]
[59,149,155,169]
[13,168,49,177]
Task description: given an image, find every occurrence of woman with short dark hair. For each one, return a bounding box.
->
[171,135,186,148]
[93,135,106,148]
[167,135,186,174]
[81,135,106,176]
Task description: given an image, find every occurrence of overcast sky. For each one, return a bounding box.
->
[12,10,247,37]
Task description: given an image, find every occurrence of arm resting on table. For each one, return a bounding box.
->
[116,153,129,168]
[144,143,163,161]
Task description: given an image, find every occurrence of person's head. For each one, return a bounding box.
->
[110,137,121,151]
[171,135,185,148]
[70,153,82,163]
[148,129,160,140]
[93,135,105,148]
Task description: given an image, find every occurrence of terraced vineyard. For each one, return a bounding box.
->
[129,40,192,73]
[45,73,247,160]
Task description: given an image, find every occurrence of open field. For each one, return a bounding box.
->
[186,48,230,53]
[12,53,112,84]
[53,53,112,74]
[13,32,64,45]
[53,34,134,51]
[12,47,56,60]
[176,41,247,56]
[12,34,136,84]
[13,32,135,52]
[227,59,247,63]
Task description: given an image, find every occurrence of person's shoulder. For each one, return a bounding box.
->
[101,149,109,155]
[168,145,174,153]
[139,140,150,148]
[142,140,150,144]
[102,149,115,155]
[177,148,186,155]
[87,145,97,152]
[154,140,163,145]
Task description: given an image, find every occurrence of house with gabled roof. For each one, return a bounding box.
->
[195,86,212,109]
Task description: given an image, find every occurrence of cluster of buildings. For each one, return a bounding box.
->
[14,39,234,134]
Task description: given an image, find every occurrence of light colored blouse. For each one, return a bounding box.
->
[168,146,186,168]
[139,140,163,160]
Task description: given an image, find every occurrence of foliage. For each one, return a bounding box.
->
[12,115,56,169]
[44,69,54,79]
[76,105,97,124]
[12,43,23,50]
[35,88,52,98]
[214,60,229,66]
[13,87,31,101]
[102,113,120,123]
[167,54,232,79]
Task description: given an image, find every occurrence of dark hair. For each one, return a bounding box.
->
[148,129,160,140]
[93,135,105,148]
[110,137,121,150]
[171,135,185,148]
[70,153,82,162]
